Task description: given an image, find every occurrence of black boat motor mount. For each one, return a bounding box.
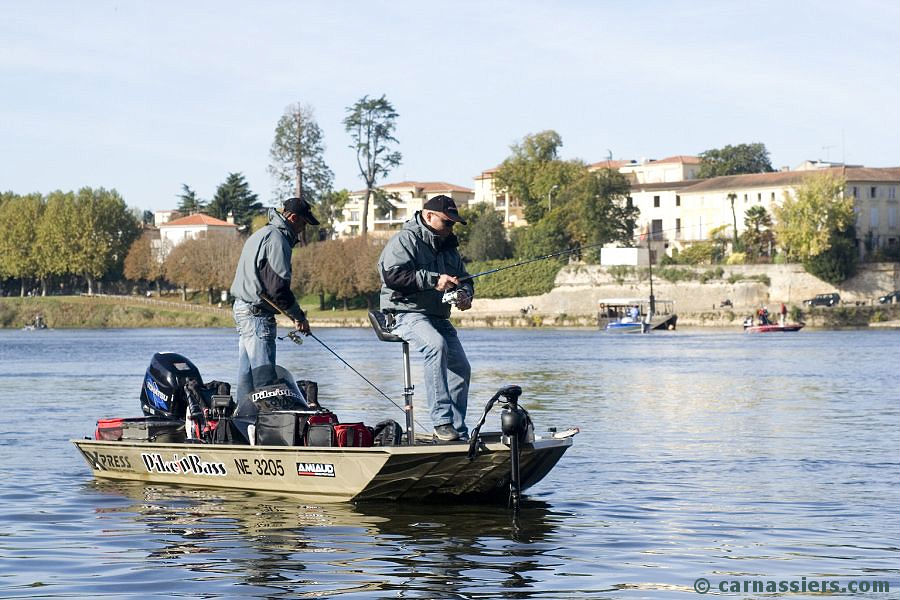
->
[468,384,534,510]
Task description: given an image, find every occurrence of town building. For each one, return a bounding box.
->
[335,181,474,238]
[673,166,900,258]
[468,154,898,260]
[471,167,527,228]
[153,213,238,260]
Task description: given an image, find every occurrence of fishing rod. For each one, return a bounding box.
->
[259,293,427,429]
[457,240,609,284]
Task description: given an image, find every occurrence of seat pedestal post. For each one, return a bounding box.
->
[401,341,415,446]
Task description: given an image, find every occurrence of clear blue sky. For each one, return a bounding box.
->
[2,1,898,213]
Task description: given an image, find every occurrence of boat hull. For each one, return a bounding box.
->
[72,434,572,503]
[745,324,804,333]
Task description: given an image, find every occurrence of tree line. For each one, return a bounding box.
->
[0,188,140,296]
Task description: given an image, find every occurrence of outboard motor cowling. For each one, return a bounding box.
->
[140,352,203,419]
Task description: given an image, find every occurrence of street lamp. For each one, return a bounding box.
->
[548,184,560,212]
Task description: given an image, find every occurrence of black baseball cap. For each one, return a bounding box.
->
[282,197,320,226]
[423,194,467,224]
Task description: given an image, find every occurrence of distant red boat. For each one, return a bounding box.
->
[744,323,805,333]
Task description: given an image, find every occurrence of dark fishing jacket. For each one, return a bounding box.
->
[378,212,474,318]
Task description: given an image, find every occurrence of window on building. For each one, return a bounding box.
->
[889,205,897,229]
[675,218,681,239]
[870,186,877,198]
[743,193,748,203]
[757,193,762,202]
[495,197,506,208]
[651,219,663,241]
[770,192,775,202]
[350,211,360,221]
[889,187,897,200]
[675,195,681,207]
[852,186,858,198]
[870,207,879,229]
[626,197,633,209]
[653,196,660,208]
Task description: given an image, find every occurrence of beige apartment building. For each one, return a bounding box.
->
[673,166,900,258]
[469,154,898,259]
[335,181,474,239]
[471,167,527,228]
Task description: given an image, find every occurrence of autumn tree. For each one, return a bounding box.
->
[124,231,166,294]
[343,95,402,238]
[774,173,857,283]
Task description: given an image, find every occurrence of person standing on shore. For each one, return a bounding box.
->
[229,197,318,402]
[378,195,475,442]
[780,302,787,326]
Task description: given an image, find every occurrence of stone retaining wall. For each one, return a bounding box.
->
[460,262,899,318]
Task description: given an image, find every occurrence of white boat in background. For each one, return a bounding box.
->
[597,298,678,333]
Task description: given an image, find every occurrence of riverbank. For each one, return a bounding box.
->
[3,295,899,330]
[0,296,233,329]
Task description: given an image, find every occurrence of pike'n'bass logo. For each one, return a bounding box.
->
[141,453,227,476]
[297,462,335,477]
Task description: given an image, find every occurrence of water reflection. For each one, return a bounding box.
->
[89,479,570,598]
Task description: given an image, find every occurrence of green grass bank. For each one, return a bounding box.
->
[0,296,233,329]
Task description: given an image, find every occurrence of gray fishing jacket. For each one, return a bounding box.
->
[230,209,305,321]
[378,212,474,318]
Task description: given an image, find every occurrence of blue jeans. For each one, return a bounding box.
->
[233,299,276,403]
[393,312,470,436]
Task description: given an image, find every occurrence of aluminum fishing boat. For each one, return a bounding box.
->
[73,312,577,506]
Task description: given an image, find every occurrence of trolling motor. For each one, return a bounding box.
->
[467,384,534,510]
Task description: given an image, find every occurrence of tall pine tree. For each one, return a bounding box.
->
[208,173,262,230]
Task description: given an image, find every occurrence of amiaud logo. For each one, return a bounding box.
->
[297,462,335,477]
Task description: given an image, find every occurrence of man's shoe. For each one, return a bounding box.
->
[433,424,459,442]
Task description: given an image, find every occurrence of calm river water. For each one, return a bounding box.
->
[0,327,898,598]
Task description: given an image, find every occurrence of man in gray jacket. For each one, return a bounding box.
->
[230,197,317,403]
[378,195,475,442]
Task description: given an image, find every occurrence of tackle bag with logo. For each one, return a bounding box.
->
[305,411,338,447]
[334,423,374,447]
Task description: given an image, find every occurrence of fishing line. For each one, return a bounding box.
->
[262,294,427,429]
